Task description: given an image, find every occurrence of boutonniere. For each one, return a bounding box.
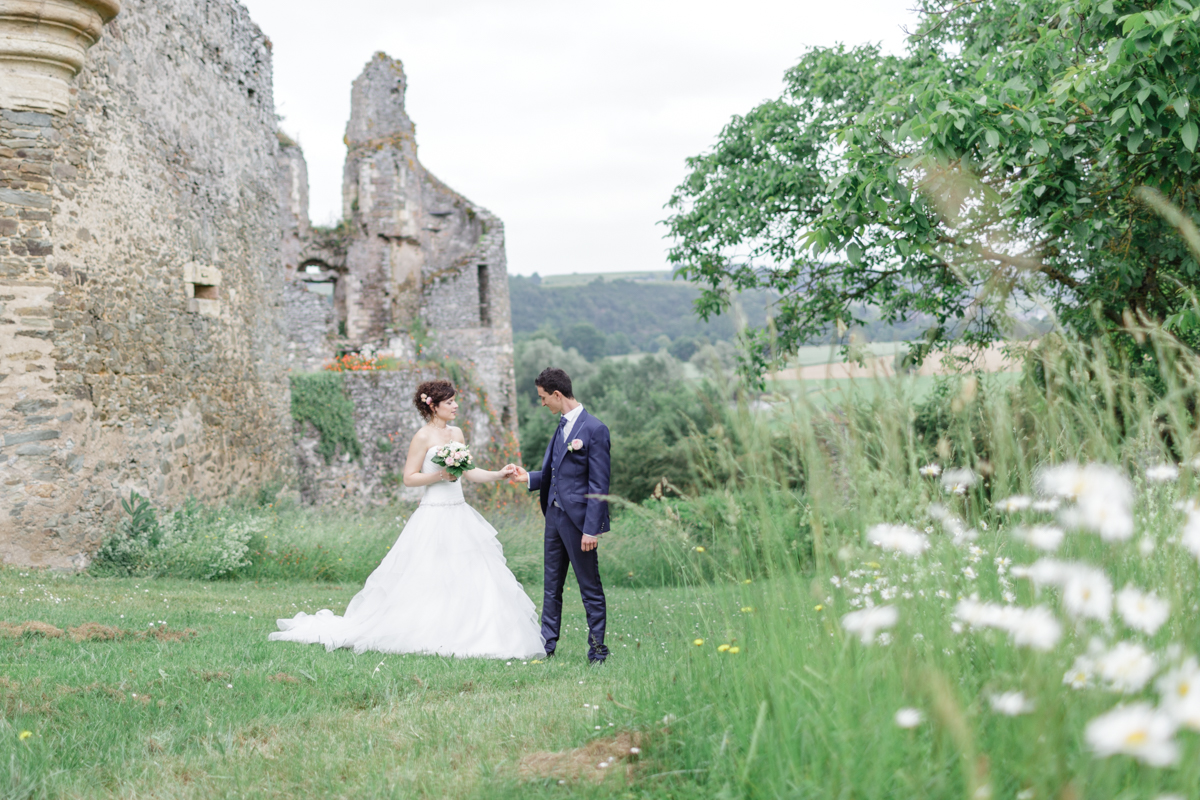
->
[566,438,584,452]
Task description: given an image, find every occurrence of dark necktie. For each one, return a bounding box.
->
[554,415,567,456]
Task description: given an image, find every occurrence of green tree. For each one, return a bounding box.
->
[560,321,609,361]
[667,0,1200,380]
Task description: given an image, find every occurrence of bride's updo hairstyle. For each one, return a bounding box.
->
[414,380,456,420]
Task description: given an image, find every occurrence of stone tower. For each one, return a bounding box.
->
[343,54,517,434]
[282,53,519,435]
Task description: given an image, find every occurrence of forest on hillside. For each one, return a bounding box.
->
[508,274,941,361]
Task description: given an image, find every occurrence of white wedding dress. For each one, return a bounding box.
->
[269,446,546,659]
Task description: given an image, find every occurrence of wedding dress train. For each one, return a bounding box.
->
[269,446,546,659]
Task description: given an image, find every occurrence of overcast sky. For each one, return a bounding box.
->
[239,0,917,277]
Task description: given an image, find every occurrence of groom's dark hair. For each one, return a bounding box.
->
[535,368,574,399]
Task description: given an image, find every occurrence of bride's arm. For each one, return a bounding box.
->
[449,428,515,484]
[463,465,515,484]
[402,436,453,487]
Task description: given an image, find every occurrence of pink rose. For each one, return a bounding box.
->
[570,438,583,451]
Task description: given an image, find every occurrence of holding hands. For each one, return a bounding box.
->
[502,464,528,483]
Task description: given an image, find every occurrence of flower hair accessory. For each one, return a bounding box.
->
[421,393,432,406]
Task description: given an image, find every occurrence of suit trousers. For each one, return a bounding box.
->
[541,503,608,661]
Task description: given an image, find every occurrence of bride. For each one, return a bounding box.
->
[269,379,546,659]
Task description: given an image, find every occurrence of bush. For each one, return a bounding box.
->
[91,496,259,580]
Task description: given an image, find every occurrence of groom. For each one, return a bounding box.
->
[513,368,610,664]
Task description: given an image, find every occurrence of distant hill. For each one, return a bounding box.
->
[508,273,773,357]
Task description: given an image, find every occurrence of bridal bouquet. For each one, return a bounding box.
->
[432,442,474,478]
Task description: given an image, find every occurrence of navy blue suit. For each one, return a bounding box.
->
[528,408,610,662]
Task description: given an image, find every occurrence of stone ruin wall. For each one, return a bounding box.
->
[281,54,520,505]
[0,0,294,568]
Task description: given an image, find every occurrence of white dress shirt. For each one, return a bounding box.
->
[560,403,585,441]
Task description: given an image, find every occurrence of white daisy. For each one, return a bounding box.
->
[919,463,942,477]
[1064,655,1094,689]
[941,467,977,495]
[841,605,899,645]
[1155,657,1200,730]
[1017,524,1065,552]
[997,495,1033,513]
[1115,585,1169,635]
[1061,568,1113,621]
[894,707,923,728]
[1084,703,1179,766]
[1180,511,1200,560]
[989,691,1035,716]
[867,524,930,557]
[1039,463,1134,541]
[1008,605,1063,652]
[1096,642,1158,694]
[1145,463,1180,483]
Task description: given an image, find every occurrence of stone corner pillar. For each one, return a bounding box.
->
[0,0,121,115]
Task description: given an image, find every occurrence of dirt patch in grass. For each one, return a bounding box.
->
[0,620,196,642]
[0,620,64,637]
[268,672,301,684]
[142,625,196,642]
[517,731,645,784]
[68,622,124,641]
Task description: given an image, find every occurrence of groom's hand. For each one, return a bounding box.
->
[508,465,529,483]
[581,534,598,552]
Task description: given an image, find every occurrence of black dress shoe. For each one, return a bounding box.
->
[588,657,606,666]
[543,650,556,659]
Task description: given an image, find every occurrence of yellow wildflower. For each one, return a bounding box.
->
[814,604,824,611]
[742,579,752,584]
[740,606,755,613]
[728,646,741,654]
[867,561,881,569]
[693,638,705,646]
[18,731,31,741]
[717,644,731,652]
[694,546,706,553]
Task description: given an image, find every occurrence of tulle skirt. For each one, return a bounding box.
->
[269,500,546,659]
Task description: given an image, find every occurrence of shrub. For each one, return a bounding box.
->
[91,496,258,580]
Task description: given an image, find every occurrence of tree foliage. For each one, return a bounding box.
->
[667,0,1200,379]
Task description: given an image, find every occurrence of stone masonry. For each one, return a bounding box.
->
[281,54,520,504]
[0,0,294,568]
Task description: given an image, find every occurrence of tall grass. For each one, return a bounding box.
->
[619,327,1200,798]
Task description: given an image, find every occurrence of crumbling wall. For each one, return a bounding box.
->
[294,369,501,506]
[338,53,518,440]
[279,52,520,505]
[0,0,293,568]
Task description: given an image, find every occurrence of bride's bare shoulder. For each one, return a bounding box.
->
[407,426,435,452]
[448,426,466,444]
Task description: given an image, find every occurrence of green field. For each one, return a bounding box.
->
[0,566,681,798]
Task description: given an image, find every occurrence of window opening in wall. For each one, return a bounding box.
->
[300,260,336,306]
[477,264,490,326]
[193,284,219,300]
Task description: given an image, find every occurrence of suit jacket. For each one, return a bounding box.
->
[528,408,611,535]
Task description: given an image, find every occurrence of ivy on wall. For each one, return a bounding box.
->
[290,372,362,464]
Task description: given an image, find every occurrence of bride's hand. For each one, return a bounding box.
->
[440,469,457,483]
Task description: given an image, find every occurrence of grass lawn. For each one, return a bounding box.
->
[0,568,693,798]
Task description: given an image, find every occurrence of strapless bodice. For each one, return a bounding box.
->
[422,445,465,506]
